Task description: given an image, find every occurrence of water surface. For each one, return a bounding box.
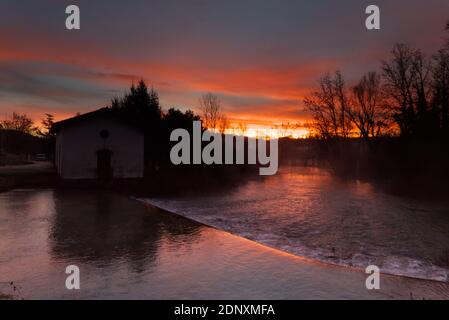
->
[143,166,449,282]
[1,188,449,299]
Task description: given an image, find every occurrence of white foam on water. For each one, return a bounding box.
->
[138,197,448,282]
[136,167,449,283]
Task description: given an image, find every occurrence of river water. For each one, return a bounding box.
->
[1,181,449,299]
[143,166,449,282]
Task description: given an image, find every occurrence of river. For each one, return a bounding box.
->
[1,178,449,299]
[143,166,449,282]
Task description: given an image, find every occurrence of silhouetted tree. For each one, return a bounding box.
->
[110,80,163,173]
[333,71,352,138]
[35,113,56,158]
[432,48,449,137]
[304,71,352,139]
[381,44,418,137]
[160,108,200,165]
[412,50,435,137]
[111,80,162,126]
[349,72,390,139]
[36,113,55,137]
[234,122,247,136]
[381,44,434,137]
[300,19,449,186]
[217,114,229,134]
[273,122,298,138]
[199,93,228,133]
[0,113,36,135]
[163,108,200,131]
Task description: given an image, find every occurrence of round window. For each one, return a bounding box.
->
[99,129,109,139]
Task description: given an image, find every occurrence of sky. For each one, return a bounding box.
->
[1,0,448,134]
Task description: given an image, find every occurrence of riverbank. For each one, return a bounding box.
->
[279,137,449,200]
[0,162,57,193]
[0,160,259,198]
[1,188,449,299]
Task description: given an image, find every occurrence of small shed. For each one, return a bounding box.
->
[51,107,144,179]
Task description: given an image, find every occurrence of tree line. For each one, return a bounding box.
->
[0,113,55,138]
[0,82,229,140]
[109,80,237,170]
[0,79,234,174]
[304,22,449,141]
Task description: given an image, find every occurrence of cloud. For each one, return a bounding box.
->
[0,0,448,125]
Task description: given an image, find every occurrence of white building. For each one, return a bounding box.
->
[51,107,144,179]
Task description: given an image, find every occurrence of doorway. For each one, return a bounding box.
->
[97,149,112,179]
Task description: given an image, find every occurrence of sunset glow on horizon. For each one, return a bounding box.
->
[223,121,309,139]
[1,0,448,133]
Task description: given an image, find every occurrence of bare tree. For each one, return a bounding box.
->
[234,122,247,136]
[1,113,36,134]
[411,49,433,131]
[333,71,352,138]
[217,114,229,134]
[304,71,352,139]
[274,122,298,138]
[381,43,433,137]
[432,48,449,135]
[199,93,228,132]
[348,72,389,139]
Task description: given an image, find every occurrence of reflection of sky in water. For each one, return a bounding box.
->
[1,188,449,299]
[145,166,449,282]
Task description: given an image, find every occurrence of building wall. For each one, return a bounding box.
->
[55,117,144,179]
